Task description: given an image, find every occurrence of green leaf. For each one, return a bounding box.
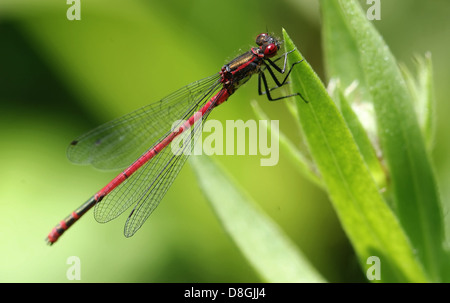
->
[189,155,326,283]
[320,0,445,281]
[320,0,372,105]
[250,101,324,189]
[400,53,436,151]
[282,28,427,282]
[329,82,386,189]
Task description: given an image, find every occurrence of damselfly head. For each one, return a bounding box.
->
[255,33,280,58]
[255,33,269,46]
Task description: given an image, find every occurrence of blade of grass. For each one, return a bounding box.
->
[320,0,372,105]
[321,0,444,281]
[333,85,386,189]
[400,53,436,151]
[421,53,436,150]
[189,155,326,283]
[250,100,324,189]
[283,28,427,282]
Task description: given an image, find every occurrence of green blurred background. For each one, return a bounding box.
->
[0,0,449,282]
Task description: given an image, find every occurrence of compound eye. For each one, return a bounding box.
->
[263,43,278,57]
[256,33,268,46]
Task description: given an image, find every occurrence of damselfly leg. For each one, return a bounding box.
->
[258,49,307,102]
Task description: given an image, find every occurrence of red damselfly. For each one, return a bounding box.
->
[46,33,306,244]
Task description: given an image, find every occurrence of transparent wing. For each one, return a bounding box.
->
[124,105,214,237]
[67,73,221,170]
[93,89,222,233]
